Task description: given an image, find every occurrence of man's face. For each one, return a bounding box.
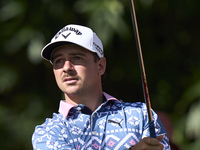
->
[51,44,106,97]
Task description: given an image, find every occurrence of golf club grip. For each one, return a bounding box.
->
[149,121,156,138]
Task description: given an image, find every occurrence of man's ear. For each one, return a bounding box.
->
[98,57,106,76]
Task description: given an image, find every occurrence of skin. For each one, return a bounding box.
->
[52,44,106,112]
[51,44,164,149]
[130,135,164,150]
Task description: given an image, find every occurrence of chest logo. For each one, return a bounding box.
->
[108,119,123,128]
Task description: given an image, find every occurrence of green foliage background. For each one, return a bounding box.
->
[1,0,200,149]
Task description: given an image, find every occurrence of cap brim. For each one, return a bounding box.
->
[41,41,71,61]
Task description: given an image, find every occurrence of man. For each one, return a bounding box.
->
[32,24,170,150]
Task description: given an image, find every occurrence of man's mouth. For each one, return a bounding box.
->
[63,77,78,84]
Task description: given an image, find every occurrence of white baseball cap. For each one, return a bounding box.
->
[41,24,104,61]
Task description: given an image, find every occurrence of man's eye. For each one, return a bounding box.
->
[54,59,63,64]
[74,57,82,60]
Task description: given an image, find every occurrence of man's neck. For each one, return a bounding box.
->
[64,91,104,112]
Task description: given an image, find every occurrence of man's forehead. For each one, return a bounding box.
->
[54,45,88,54]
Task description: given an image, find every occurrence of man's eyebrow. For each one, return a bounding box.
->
[51,53,62,62]
[51,52,86,62]
[70,52,86,56]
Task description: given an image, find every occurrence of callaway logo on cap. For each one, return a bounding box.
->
[41,24,104,61]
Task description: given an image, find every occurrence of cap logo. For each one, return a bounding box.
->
[54,26,82,40]
[93,42,103,56]
[62,33,71,39]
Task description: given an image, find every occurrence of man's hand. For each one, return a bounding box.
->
[129,135,164,150]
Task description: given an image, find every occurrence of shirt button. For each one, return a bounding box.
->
[77,107,81,111]
[93,131,98,135]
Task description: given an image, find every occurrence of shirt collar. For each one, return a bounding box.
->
[58,92,120,118]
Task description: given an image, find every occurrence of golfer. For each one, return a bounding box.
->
[32,24,170,150]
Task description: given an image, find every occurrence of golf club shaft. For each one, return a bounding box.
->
[129,0,156,138]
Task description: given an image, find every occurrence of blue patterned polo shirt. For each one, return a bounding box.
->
[32,92,170,150]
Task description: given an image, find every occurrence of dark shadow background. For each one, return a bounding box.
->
[1,0,200,149]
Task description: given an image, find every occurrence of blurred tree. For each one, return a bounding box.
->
[0,0,200,149]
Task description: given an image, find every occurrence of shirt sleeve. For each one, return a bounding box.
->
[32,116,73,150]
[142,106,171,150]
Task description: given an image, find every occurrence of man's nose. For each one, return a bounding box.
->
[63,60,74,72]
